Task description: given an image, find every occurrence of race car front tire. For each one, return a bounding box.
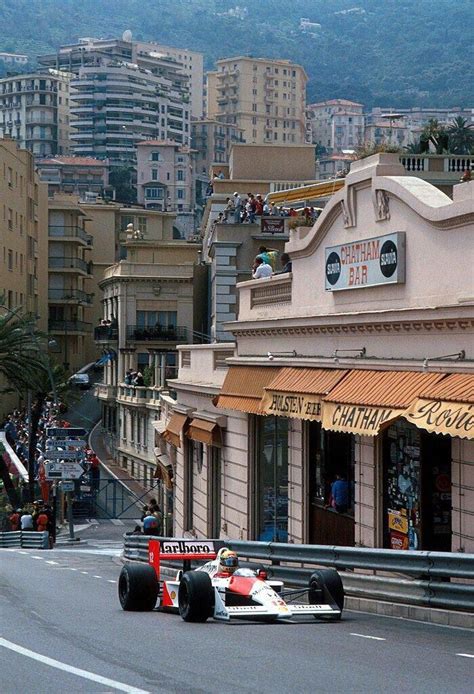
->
[178,571,214,622]
[118,563,158,611]
[309,568,344,617]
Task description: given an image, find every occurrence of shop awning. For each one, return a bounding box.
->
[322,370,445,436]
[216,366,281,414]
[405,373,474,439]
[153,450,173,489]
[187,418,222,447]
[152,420,167,434]
[162,412,188,448]
[261,367,348,420]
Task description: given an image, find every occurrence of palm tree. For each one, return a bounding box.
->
[0,308,49,393]
[447,117,474,155]
[421,119,449,154]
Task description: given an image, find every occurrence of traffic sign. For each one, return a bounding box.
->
[61,481,75,492]
[46,439,87,449]
[45,450,85,461]
[45,461,85,480]
[46,427,87,438]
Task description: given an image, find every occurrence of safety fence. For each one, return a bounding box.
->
[123,536,474,613]
[0,531,50,549]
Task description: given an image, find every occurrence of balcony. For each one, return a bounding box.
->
[48,320,92,334]
[399,154,474,186]
[126,325,187,343]
[95,383,117,401]
[94,325,119,342]
[48,257,92,274]
[237,274,293,321]
[48,225,92,245]
[48,289,93,304]
[117,384,162,407]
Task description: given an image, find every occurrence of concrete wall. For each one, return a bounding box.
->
[229,144,316,181]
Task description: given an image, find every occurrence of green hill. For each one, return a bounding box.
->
[0,0,472,107]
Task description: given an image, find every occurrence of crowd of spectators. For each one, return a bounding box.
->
[124,370,145,386]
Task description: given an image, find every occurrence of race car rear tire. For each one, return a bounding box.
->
[118,564,158,611]
[178,571,214,622]
[309,569,344,617]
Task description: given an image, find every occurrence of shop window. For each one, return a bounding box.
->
[254,416,288,542]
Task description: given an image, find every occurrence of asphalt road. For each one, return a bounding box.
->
[0,526,472,694]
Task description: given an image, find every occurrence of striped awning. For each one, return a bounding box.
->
[216,366,281,414]
[405,373,474,439]
[321,370,445,436]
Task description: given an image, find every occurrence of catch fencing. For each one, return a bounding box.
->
[0,531,50,549]
[123,535,474,612]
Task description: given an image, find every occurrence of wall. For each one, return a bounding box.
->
[229,144,315,181]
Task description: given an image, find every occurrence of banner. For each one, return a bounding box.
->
[261,391,322,420]
[322,402,404,436]
[405,398,474,439]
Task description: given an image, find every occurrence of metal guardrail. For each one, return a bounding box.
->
[0,531,50,549]
[123,536,474,612]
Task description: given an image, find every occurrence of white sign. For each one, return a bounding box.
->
[325,232,405,291]
[45,461,85,480]
[46,439,86,449]
[46,450,85,461]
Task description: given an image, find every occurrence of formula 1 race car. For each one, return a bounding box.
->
[118,539,344,623]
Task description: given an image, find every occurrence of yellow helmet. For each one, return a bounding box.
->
[219,549,238,572]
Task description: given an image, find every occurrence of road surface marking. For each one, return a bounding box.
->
[18,550,28,555]
[45,560,59,565]
[68,568,77,571]
[111,519,125,525]
[456,653,474,659]
[93,575,102,579]
[80,571,88,574]
[350,633,386,641]
[108,580,117,584]
[31,556,43,560]
[0,637,149,694]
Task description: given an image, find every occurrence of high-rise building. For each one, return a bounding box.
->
[191,118,244,175]
[307,99,365,153]
[0,70,72,156]
[0,138,48,417]
[207,57,307,146]
[38,37,191,166]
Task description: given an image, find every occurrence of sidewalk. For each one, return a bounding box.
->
[89,423,157,508]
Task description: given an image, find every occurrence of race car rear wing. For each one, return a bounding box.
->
[148,539,219,580]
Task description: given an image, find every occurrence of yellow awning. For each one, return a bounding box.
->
[216,366,281,414]
[261,367,348,420]
[405,373,474,439]
[266,179,345,206]
[162,412,188,448]
[321,370,445,436]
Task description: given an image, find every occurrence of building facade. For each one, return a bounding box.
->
[36,156,109,196]
[0,70,72,156]
[307,99,365,153]
[0,138,48,417]
[164,154,474,554]
[207,57,307,146]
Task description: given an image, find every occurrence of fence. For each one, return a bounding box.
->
[123,536,474,613]
[0,531,50,549]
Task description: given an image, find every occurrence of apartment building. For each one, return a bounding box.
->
[191,118,244,174]
[36,156,109,196]
[0,70,72,156]
[38,37,191,166]
[94,212,205,492]
[0,138,48,417]
[0,52,28,66]
[307,99,365,153]
[207,56,307,145]
[364,117,412,149]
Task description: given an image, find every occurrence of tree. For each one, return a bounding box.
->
[0,309,49,393]
[108,166,137,204]
[420,119,449,154]
[447,117,474,155]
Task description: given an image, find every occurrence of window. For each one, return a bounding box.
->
[7,249,13,271]
[254,416,288,541]
[252,104,257,112]
[208,446,222,537]
[184,440,195,530]
[144,187,163,199]
[137,217,147,235]
[150,151,161,161]
[151,169,158,180]
[177,189,185,199]
[177,169,185,181]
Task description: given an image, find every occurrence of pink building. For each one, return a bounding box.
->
[136,140,194,213]
[161,154,474,554]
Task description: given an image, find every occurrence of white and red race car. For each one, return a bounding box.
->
[118,539,344,622]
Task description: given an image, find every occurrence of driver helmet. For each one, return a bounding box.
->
[219,548,239,574]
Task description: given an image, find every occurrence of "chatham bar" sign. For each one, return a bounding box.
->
[325,232,405,291]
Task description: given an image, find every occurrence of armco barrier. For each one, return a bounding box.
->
[123,535,474,612]
[0,531,50,549]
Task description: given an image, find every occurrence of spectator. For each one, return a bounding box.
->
[223,197,234,222]
[233,192,242,224]
[257,246,279,270]
[326,474,350,514]
[134,372,145,387]
[252,257,273,279]
[20,509,34,531]
[277,253,292,274]
[255,195,264,216]
[9,508,21,532]
[143,511,160,536]
[36,508,49,533]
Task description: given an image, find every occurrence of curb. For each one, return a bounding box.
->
[345,595,473,629]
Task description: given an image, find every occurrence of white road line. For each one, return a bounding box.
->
[456,653,474,659]
[18,550,28,555]
[68,568,77,571]
[93,575,102,579]
[45,560,59,565]
[31,556,43,560]
[0,637,149,694]
[350,633,386,641]
[80,571,88,574]
[110,519,124,526]
[108,580,117,584]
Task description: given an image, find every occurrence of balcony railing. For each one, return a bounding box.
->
[48,225,91,244]
[126,325,187,342]
[48,289,93,304]
[95,383,117,400]
[94,325,119,341]
[250,277,292,308]
[48,256,91,273]
[48,320,92,333]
